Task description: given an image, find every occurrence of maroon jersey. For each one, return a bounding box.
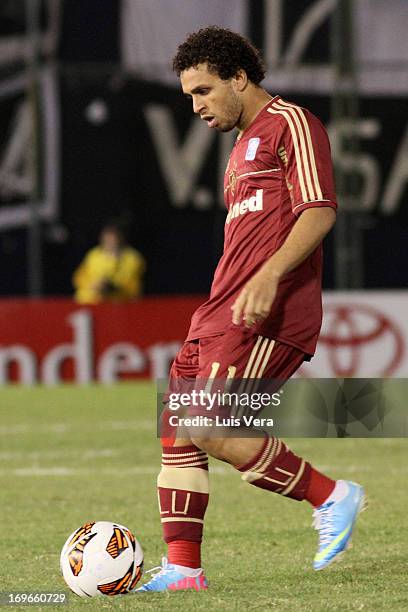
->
[187,96,337,356]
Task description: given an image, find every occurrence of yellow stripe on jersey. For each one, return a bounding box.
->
[272,102,316,201]
[267,106,308,202]
[277,99,323,201]
[267,101,323,202]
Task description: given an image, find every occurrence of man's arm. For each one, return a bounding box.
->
[231,206,336,327]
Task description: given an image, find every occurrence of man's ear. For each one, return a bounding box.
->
[232,69,248,92]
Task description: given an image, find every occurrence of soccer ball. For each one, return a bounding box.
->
[60,521,143,597]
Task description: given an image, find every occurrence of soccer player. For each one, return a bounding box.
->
[137,27,365,592]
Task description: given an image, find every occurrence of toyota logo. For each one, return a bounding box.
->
[304,303,405,377]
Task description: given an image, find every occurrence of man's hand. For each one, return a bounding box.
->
[231,207,336,327]
[232,264,281,327]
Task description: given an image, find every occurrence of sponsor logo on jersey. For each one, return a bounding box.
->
[226,189,264,224]
[245,137,260,160]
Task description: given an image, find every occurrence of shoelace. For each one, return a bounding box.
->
[143,557,174,581]
[312,503,334,548]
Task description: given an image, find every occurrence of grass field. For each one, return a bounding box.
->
[1,383,407,611]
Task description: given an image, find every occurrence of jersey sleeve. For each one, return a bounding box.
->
[275,107,337,217]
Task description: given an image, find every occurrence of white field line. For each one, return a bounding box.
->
[0,420,155,435]
[0,448,120,461]
[0,465,233,477]
[0,464,403,478]
[1,423,403,443]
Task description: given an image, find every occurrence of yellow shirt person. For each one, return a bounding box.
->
[73,225,145,304]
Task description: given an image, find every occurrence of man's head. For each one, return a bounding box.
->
[173,26,266,132]
[99,223,125,253]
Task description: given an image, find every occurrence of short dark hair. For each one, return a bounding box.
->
[172,26,265,85]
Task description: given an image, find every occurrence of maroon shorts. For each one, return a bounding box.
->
[165,326,305,421]
[171,329,304,379]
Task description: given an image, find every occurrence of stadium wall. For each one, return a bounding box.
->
[0,292,406,385]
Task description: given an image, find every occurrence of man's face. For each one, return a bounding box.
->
[100,229,120,252]
[180,63,242,132]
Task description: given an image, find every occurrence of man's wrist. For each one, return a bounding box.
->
[263,258,284,281]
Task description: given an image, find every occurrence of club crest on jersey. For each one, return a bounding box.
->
[226,189,264,224]
[245,137,260,160]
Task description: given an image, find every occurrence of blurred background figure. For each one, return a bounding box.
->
[72,223,145,304]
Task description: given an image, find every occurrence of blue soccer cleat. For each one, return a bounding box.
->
[135,557,208,592]
[313,480,366,570]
